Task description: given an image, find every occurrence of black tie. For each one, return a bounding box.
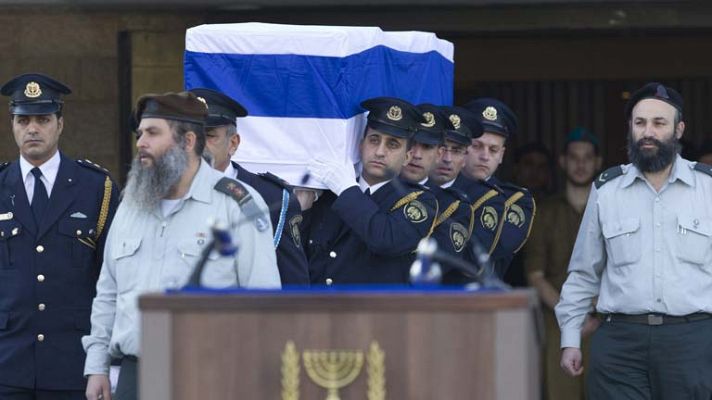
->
[31,167,48,224]
[364,188,371,196]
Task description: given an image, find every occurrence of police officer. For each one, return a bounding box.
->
[461,98,536,278]
[306,97,438,284]
[0,73,119,399]
[400,103,478,283]
[189,88,310,285]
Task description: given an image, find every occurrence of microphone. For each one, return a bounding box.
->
[409,238,442,284]
[183,220,238,288]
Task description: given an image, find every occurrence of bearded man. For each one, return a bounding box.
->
[556,83,712,399]
[83,92,280,400]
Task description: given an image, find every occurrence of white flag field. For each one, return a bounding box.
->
[184,22,454,187]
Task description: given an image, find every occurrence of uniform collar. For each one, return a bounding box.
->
[20,150,60,186]
[358,175,390,194]
[184,159,214,204]
[621,155,695,188]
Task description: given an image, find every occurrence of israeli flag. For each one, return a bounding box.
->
[185,23,454,187]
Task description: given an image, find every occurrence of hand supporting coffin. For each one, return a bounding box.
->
[307,158,358,196]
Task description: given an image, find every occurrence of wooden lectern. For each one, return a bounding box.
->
[139,288,540,400]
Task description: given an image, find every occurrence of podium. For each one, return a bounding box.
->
[139,288,540,400]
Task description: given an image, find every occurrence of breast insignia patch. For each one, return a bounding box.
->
[481,206,498,231]
[404,200,428,223]
[289,215,302,247]
[450,222,469,253]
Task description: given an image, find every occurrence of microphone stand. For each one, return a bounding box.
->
[183,222,237,288]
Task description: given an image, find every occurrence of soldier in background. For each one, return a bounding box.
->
[189,88,310,285]
[0,73,119,399]
[525,128,602,400]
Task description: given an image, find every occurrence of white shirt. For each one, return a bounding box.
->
[556,156,712,349]
[223,162,237,179]
[20,151,60,203]
[441,179,455,189]
[358,176,389,195]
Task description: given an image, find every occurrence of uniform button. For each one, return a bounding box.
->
[76,230,82,236]
[37,334,45,342]
[655,197,660,202]
[38,303,46,311]
[656,298,662,303]
[655,222,661,227]
[325,278,333,285]
[37,274,45,282]
[329,251,337,258]
[36,245,44,253]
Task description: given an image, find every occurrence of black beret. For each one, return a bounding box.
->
[462,97,518,139]
[135,91,208,125]
[0,73,71,115]
[439,106,482,145]
[625,82,683,118]
[188,88,247,128]
[360,97,420,139]
[413,104,448,146]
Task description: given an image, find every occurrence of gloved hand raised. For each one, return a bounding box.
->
[307,158,358,196]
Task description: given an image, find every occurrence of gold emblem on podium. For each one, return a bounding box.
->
[281,340,386,400]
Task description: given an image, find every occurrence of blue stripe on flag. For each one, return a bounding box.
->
[184,45,453,119]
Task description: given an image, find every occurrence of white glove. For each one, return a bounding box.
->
[307,158,358,196]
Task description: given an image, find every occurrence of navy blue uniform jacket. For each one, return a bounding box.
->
[232,162,309,285]
[0,153,119,390]
[307,179,437,284]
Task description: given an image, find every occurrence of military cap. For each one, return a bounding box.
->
[462,97,518,139]
[439,106,482,145]
[413,104,449,146]
[565,127,599,152]
[0,73,71,115]
[625,82,683,118]
[360,97,420,139]
[188,88,248,128]
[135,91,207,125]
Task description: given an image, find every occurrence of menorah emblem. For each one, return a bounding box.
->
[281,341,386,400]
[303,349,364,400]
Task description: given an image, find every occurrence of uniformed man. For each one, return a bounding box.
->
[83,92,280,400]
[399,103,477,282]
[461,98,536,278]
[305,97,437,284]
[557,83,712,399]
[0,73,119,399]
[189,88,310,285]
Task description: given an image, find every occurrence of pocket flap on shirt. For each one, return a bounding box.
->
[178,241,203,258]
[113,238,141,260]
[678,215,712,237]
[602,217,640,239]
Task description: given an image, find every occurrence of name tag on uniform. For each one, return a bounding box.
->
[0,212,13,221]
[70,212,87,219]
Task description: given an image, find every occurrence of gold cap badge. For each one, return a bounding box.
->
[386,106,402,121]
[482,106,498,121]
[24,82,42,98]
[449,114,461,129]
[421,112,436,128]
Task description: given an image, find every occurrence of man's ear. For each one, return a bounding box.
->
[229,133,241,156]
[403,148,413,166]
[185,131,197,151]
[675,121,685,139]
[57,116,64,136]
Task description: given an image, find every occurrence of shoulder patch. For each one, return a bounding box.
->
[258,172,292,190]
[77,159,110,174]
[443,186,470,202]
[0,162,9,173]
[214,177,270,232]
[694,162,712,177]
[595,165,624,189]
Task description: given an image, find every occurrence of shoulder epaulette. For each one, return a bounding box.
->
[77,159,110,174]
[214,177,270,232]
[258,172,292,189]
[693,162,712,177]
[595,165,624,189]
[0,162,9,173]
[442,186,470,202]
